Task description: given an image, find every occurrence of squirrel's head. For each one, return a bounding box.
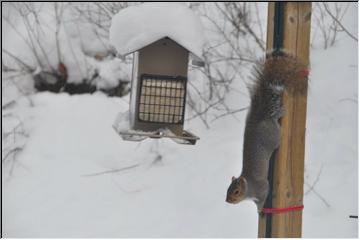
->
[226,176,248,204]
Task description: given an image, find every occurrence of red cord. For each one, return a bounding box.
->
[299,69,309,77]
[262,205,304,214]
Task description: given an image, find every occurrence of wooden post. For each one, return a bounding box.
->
[258,2,312,238]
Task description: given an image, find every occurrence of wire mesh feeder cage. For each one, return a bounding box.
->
[138,74,186,125]
[112,37,202,145]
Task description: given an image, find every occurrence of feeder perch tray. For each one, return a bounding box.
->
[113,126,199,145]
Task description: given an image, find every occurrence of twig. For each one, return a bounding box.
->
[304,164,331,208]
[2,100,16,109]
[304,181,331,208]
[323,3,357,42]
[2,147,23,163]
[81,164,139,177]
[54,2,63,63]
[211,106,248,122]
[2,48,33,71]
[305,164,324,195]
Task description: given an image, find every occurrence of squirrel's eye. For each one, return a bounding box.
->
[234,190,240,195]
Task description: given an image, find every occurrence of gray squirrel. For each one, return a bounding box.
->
[225,53,307,212]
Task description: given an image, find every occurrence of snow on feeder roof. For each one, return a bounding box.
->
[109,2,205,60]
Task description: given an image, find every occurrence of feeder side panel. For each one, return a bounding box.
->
[129,52,139,129]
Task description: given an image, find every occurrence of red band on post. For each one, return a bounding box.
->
[262,205,304,214]
[299,69,309,77]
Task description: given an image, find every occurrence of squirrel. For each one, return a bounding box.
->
[225,53,307,213]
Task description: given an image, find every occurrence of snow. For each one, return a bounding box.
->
[302,34,358,237]
[109,2,205,59]
[2,2,358,238]
[113,110,131,132]
[89,58,131,90]
[3,92,256,237]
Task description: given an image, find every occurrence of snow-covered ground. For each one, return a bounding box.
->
[2,2,358,238]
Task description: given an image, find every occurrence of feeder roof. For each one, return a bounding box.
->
[109,3,205,60]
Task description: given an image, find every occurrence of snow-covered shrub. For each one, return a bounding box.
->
[2,2,132,96]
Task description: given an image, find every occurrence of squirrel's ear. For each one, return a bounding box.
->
[239,176,248,191]
[232,176,236,181]
[239,176,246,183]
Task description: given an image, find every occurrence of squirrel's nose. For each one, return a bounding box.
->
[226,196,235,204]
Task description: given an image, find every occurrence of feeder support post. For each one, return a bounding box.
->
[258,2,312,238]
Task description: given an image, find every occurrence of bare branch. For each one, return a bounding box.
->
[211,106,248,122]
[323,2,357,42]
[305,164,324,195]
[304,181,331,208]
[2,147,23,163]
[81,164,140,177]
[2,48,34,71]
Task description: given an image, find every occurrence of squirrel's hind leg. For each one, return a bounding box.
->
[274,106,285,120]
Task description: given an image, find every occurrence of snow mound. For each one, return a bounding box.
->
[109,3,205,59]
[113,110,131,132]
[92,58,131,90]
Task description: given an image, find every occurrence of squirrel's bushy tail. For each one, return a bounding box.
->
[248,54,307,120]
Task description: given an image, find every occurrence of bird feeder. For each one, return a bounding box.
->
[109,3,205,145]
